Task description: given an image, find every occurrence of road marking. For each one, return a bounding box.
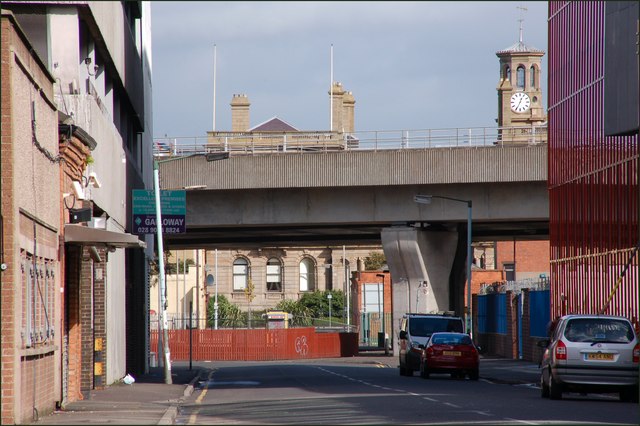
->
[195,370,215,404]
[503,418,538,425]
[189,370,216,425]
[443,402,461,408]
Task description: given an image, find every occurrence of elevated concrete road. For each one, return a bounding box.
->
[158,145,548,249]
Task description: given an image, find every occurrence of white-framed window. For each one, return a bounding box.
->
[233,257,249,291]
[266,258,282,292]
[299,257,315,292]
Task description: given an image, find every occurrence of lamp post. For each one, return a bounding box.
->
[414,195,473,337]
[327,293,333,327]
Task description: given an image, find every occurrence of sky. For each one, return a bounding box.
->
[151,1,548,139]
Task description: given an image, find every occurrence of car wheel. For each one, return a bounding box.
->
[469,369,479,381]
[420,363,429,379]
[406,368,414,377]
[540,374,549,398]
[399,365,406,376]
[549,373,562,400]
[620,387,639,403]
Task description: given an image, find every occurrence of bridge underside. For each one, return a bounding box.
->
[162,220,549,249]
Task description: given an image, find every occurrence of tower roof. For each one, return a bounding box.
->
[496,40,544,55]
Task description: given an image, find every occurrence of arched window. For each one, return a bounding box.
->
[516,66,525,89]
[233,258,249,291]
[299,258,315,292]
[266,258,282,292]
[503,65,511,81]
[530,65,536,89]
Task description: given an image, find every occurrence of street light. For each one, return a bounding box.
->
[414,194,473,338]
[327,293,333,327]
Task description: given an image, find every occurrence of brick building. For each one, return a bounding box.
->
[1,12,61,423]
[1,2,154,423]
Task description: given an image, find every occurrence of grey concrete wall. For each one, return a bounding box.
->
[382,228,458,356]
[184,181,548,227]
[160,145,547,191]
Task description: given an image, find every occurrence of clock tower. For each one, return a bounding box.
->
[496,16,546,143]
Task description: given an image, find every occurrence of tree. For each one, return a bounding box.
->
[299,290,345,318]
[275,299,313,326]
[206,295,245,328]
[364,251,386,271]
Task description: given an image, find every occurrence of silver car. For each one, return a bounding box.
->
[539,315,639,401]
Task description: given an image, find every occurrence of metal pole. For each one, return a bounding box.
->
[214,248,219,330]
[182,251,186,328]
[344,245,349,329]
[467,201,473,338]
[189,302,193,371]
[153,163,172,384]
[195,250,200,329]
[213,44,217,131]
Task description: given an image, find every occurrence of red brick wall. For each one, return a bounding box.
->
[92,249,107,390]
[351,271,392,321]
[496,241,550,273]
[19,353,57,421]
[65,247,83,402]
[80,248,94,395]
[1,15,16,424]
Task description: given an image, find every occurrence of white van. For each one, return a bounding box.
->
[398,313,464,376]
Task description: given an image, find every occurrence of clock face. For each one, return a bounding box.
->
[510,92,531,113]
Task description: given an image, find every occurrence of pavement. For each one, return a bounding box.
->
[31,353,540,425]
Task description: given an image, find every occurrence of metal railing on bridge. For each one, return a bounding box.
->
[153,125,547,157]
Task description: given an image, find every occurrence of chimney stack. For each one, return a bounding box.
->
[342,91,355,133]
[230,94,250,132]
[329,82,345,132]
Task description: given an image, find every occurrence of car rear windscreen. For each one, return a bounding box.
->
[409,317,463,337]
[563,318,635,343]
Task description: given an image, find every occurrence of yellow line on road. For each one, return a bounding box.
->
[189,370,216,424]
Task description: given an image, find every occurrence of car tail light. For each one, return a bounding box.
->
[555,340,567,360]
[633,344,639,363]
[426,347,434,357]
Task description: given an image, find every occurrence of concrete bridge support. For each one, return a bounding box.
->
[381,227,459,356]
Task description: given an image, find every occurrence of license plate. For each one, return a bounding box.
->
[443,351,461,356]
[586,353,614,361]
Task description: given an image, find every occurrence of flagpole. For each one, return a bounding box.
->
[213,44,217,131]
[330,44,333,131]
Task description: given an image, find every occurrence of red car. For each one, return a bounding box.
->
[419,332,479,380]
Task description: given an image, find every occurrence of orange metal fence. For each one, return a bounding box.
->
[149,328,358,361]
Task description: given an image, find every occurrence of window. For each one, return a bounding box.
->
[504,263,515,281]
[233,258,249,291]
[299,258,315,292]
[516,66,525,89]
[266,258,282,292]
[504,65,511,81]
[21,252,55,348]
[530,65,536,89]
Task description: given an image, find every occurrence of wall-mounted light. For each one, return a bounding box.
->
[88,172,102,188]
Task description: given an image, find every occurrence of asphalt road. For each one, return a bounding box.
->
[176,358,639,425]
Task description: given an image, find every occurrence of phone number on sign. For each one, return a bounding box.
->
[135,226,184,234]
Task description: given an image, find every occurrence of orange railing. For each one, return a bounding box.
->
[149,328,358,361]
